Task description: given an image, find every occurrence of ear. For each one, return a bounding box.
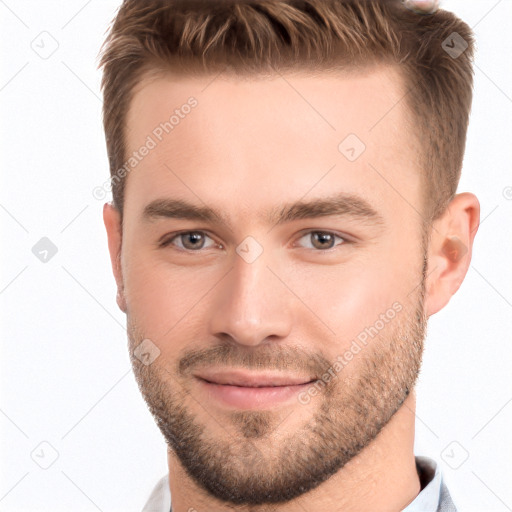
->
[103,202,127,313]
[424,192,480,317]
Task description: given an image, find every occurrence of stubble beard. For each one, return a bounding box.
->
[127,262,427,506]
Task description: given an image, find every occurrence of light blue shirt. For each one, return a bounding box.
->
[403,456,457,511]
[142,455,456,512]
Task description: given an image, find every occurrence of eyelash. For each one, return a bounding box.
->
[159,230,350,252]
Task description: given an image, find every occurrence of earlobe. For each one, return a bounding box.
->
[103,202,127,313]
[424,193,480,317]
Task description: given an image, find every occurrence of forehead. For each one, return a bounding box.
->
[123,65,421,225]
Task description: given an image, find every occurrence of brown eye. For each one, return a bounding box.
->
[295,231,346,250]
[181,232,206,250]
[162,231,216,251]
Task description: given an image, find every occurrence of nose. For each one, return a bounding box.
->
[207,248,293,347]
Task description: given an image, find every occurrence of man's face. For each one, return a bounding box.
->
[119,66,428,505]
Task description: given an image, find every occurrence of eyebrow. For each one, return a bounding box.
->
[141,192,385,229]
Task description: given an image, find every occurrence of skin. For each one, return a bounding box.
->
[104,64,479,511]
[403,0,440,15]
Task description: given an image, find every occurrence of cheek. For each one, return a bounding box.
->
[295,257,412,345]
[123,253,219,334]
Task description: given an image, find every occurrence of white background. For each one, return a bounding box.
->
[1,1,511,510]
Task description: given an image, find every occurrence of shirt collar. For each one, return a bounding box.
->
[402,456,443,511]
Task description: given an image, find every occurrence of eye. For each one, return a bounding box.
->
[293,230,347,250]
[160,231,219,251]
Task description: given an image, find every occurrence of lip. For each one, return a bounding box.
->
[193,369,317,409]
[193,368,316,387]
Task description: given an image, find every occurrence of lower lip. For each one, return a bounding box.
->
[197,378,314,409]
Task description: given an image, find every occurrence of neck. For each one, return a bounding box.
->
[167,391,420,512]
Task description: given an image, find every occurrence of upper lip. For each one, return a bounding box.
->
[194,369,316,387]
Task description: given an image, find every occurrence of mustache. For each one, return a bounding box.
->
[178,343,332,378]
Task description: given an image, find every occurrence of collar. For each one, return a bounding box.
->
[402,456,443,511]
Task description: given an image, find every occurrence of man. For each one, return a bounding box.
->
[100,0,479,510]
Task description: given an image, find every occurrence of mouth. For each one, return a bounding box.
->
[193,369,318,409]
[197,377,317,387]
[193,369,317,387]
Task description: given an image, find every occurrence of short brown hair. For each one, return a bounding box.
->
[99,0,475,223]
